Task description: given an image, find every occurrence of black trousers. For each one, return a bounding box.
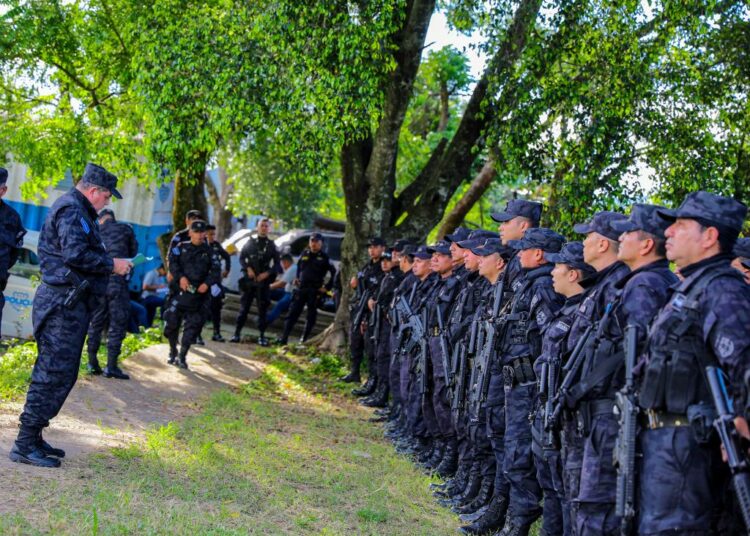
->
[281,287,319,341]
[235,281,270,335]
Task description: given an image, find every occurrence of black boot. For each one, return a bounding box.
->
[433,460,469,497]
[168,343,178,365]
[352,376,377,396]
[361,384,388,408]
[459,494,509,535]
[423,439,445,470]
[498,518,534,536]
[177,350,189,370]
[9,426,61,468]
[446,461,481,504]
[37,430,65,458]
[435,438,458,478]
[229,329,242,343]
[455,472,494,513]
[340,371,361,383]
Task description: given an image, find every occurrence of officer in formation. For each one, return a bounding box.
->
[230,217,281,346]
[10,164,132,468]
[206,224,231,342]
[0,167,26,338]
[276,232,336,345]
[351,191,750,536]
[163,220,220,369]
[85,208,139,379]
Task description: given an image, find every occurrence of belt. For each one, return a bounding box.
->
[431,326,440,336]
[587,398,615,417]
[642,409,689,430]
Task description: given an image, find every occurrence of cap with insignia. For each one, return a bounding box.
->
[574,211,628,241]
[368,236,387,247]
[83,163,122,199]
[656,191,747,234]
[611,204,671,238]
[508,228,565,253]
[427,240,451,255]
[445,227,471,243]
[491,199,543,225]
[190,220,207,232]
[544,241,596,277]
[412,245,432,260]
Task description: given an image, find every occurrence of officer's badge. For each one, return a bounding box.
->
[536,309,547,325]
[555,320,570,332]
[716,335,735,359]
[80,217,90,234]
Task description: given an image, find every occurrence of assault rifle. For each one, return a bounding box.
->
[469,280,505,412]
[706,366,750,532]
[352,287,373,329]
[436,306,452,388]
[542,357,561,450]
[614,325,638,535]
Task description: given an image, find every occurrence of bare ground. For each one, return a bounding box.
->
[0,340,264,515]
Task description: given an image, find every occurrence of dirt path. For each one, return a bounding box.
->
[0,341,264,514]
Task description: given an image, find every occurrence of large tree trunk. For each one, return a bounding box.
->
[436,156,497,238]
[205,165,234,241]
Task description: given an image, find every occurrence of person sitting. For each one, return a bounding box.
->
[141,264,168,326]
[266,254,297,326]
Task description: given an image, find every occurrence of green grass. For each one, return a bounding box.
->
[0,327,163,400]
[0,347,460,535]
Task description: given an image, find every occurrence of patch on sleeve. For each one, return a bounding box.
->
[80,217,90,234]
[716,335,735,359]
[536,309,547,326]
[172,247,181,256]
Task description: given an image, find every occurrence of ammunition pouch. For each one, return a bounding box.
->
[576,398,614,436]
[687,402,717,445]
[503,357,536,388]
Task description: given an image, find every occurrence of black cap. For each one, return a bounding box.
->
[742,258,750,270]
[611,204,672,238]
[412,245,432,259]
[545,242,595,277]
[0,167,7,185]
[206,224,216,231]
[82,163,122,199]
[456,230,500,250]
[573,211,628,241]
[190,220,207,232]
[98,208,115,220]
[470,238,513,259]
[310,232,323,241]
[391,239,414,252]
[445,227,471,243]
[656,191,748,234]
[381,251,393,261]
[508,228,565,253]
[401,244,417,257]
[427,240,451,255]
[368,236,387,247]
[491,199,543,225]
[186,209,203,220]
[734,237,750,259]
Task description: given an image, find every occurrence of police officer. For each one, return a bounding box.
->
[167,209,205,344]
[86,208,139,379]
[164,220,220,369]
[277,232,336,345]
[341,237,386,385]
[492,199,544,289]
[230,217,281,346]
[534,242,595,536]
[10,163,132,468]
[572,205,677,535]
[206,224,231,342]
[637,192,750,534]
[360,250,403,408]
[0,167,26,338]
[731,237,750,284]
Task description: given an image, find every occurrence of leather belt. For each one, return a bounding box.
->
[642,409,689,429]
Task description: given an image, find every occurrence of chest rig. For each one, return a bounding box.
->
[639,266,726,414]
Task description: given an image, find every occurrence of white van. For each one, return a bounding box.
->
[1,230,39,340]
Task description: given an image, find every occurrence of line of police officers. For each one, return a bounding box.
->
[345,193,750,536]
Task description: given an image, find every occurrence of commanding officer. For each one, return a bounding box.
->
[277,233,336,345]
[86,209,139,379]
[731,237,750,283]
[637,192,750,535]
[10,163,132,468]
[164,220,220,369]
[533,242,594,536]
[572,205,677,536]
[342,237,386,385]
[206,224,231,342]
[230,218,280,346]
[0,167,26,338]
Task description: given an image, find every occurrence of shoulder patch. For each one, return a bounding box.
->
[80,217,90,234]
[172,247,181,256]
[716,335,735,359]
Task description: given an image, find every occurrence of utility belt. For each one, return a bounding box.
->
[575,398,615,436]
[431,326,440,337]
[502,356,535,387]
[641,409,689,430]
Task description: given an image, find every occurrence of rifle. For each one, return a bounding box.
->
[452,341,468,416]
[543,357,561,449]
[352,287,372,329]
[706,366,750,531]
[469,280,505,413]
[418,309,429,405]
[614,325,639,535]
[548,320,596,429]
[369,301,381,348]
[436,306,452,388]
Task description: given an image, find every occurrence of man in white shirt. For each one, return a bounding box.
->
[266,254,297,326]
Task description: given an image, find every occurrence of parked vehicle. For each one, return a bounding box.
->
[1,230,39,340]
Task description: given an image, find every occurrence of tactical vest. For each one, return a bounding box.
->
[639,266,730,414]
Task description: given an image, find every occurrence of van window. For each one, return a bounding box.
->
[326,238,342,261]
[290,236,309,256]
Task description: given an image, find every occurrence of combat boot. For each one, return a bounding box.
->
[339,371,360,383]
[9,426,61,468]
[168,343,178,365]
[433,461,468,496]
[423,439,445,470]
[361,384,388,408]
[435,437,458,478]
[455,472,495,513]
[497,517,534,536]
[229,329,242,343]
[212,332,225,342]
[177,351,189,370]
[458,494,508,535]
[352,376,376,397]
[445,461,481,503]
[37,431,65,458]
[87,352,102,375]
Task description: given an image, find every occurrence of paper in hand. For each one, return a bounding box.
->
[129,253,154,267]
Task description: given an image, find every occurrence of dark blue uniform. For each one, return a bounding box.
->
[391,270,418,412]
[233,234,280,341]
[369,265,403,399]
[86,217,139,369]
[0,198,26,337]
[164,239,220,365]
[280,248,336,343]
[637,254,750,534]
[208,241,231,336]
[348,259,385,380]
[574,259,676,536]
[18,188,113,434]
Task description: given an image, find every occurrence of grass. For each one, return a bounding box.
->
[0,327,163,400]
[0,346,460,535]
